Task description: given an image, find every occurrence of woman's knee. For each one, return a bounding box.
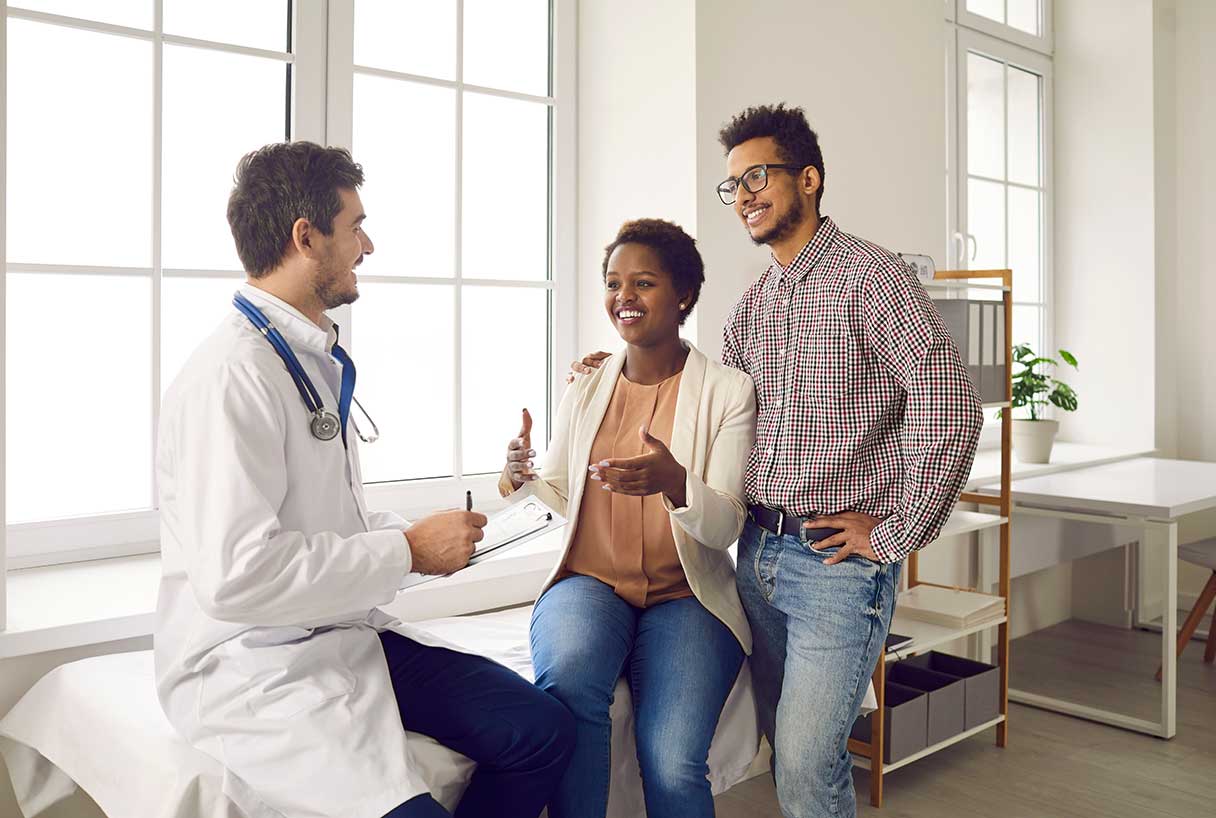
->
[636,733,710,798]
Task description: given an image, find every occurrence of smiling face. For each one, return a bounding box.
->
[311,187,374,309]
[603,242,688,347]
[726,136,817,248]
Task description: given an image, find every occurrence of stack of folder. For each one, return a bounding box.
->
[896,585,1006,629]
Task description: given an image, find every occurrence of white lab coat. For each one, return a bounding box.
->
[155,285,457,818]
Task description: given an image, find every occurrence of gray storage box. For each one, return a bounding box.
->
[934,298,1006,403]
[889,662,966,746]
[903,651,1000,730]
[849,681,928,764]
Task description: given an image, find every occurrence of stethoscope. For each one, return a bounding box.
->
[233,292,379,445]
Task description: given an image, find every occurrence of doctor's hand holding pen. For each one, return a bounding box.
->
[506,408,538,490]
[405,509,487,575]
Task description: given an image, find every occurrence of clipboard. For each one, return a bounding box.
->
[399,483,566,590]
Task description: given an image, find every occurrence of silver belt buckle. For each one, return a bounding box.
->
[775,509,786,537]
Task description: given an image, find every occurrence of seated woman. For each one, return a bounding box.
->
[499,219,756,818]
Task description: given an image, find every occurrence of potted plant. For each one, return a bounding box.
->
[1005,343,1079,464]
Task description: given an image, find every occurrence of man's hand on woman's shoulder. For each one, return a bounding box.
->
[565,350,611,383]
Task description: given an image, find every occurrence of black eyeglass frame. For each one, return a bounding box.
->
[716,163,806,205]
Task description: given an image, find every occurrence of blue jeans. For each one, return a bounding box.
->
[736,520,900,818]
[378,631,576,818]
[530,575,745,818]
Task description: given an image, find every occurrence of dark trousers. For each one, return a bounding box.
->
[378,630,576,818]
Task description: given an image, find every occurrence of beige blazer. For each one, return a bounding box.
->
[502,341,756,653]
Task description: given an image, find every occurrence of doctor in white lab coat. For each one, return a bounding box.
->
[154,141,574,818]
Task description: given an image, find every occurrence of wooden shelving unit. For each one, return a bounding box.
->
[848,268,1014,808]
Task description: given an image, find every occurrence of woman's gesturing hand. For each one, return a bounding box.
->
[506,408,537,489]
[588,426,687,508]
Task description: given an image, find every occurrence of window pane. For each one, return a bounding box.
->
[463,0,549,96]
[164,0,288,51]
[966,52,1005,181]
[354,0,456,79]
[966,0,1005,24]
[353,76,456,278]
[462,287,547,475]
[162,46,287,271]
[12,0,149,28]
[462,94,548,281]
[1007,0,1040,36]
[1012,304,1043,360]
[967,178,1006,271]
[6,274,152,523]
[353,283,455,482]
[1008,187,1041,304]
[6,20,151,267]
[162,277,243,391]
[1007,66,1041,187]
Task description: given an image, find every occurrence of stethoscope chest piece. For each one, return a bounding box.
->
[310,409,341,441]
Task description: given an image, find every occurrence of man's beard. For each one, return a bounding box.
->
[313,253,360,310]
[750,195,806,247]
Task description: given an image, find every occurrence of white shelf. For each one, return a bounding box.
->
[852,715,1006,772]
[921,280,1010,292]
[884,612,1007,663]
[936,509,1007,540]
[981,401,1011,409]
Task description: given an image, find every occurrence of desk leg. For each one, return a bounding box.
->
[1154,521,1178,739]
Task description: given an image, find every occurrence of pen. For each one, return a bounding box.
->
[466,490,473,512]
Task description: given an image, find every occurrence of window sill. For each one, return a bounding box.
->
[1,529,564,660]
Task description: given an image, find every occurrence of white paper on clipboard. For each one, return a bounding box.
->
[398,483,566,590]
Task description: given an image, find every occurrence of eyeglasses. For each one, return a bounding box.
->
[716,164,804,205]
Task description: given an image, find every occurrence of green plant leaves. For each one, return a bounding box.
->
[1009,342,1080,417]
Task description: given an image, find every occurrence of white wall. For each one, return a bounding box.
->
[1159,0,1216,461]
[1053,0,1157,449]
[1154,0,1216,603]
[576,0,697,357]
[693,0,948,362]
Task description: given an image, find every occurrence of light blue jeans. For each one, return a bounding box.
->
[530,575,744,818]
[736,520,900,818]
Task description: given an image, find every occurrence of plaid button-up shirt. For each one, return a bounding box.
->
[722,217,984,564]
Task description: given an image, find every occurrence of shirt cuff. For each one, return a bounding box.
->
[868,515,909,564]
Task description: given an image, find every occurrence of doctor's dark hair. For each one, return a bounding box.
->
[601,219,704,326]
[227,142,365,277]
[718,103,825,210]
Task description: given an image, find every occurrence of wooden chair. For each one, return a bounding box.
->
[1156,537,1216,681]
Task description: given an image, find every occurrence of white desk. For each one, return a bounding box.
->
[980,456,1216,738]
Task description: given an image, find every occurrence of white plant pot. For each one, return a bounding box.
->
[1012,419,1059,464]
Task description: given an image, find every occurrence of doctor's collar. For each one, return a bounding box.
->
[238,284,337,354]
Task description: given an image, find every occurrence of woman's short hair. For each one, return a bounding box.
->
[601,219,705,326]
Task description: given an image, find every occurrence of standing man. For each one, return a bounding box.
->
[155,141,573,818]
[716,104,983,816]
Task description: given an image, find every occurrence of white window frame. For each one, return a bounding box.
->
[948,6,1054,446]
[954,0,1054,56]
[323,0,578,520]
[1,0,577,577]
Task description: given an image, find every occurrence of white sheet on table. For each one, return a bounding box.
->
[0,605,776,818]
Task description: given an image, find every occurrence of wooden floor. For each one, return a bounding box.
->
[715,621,1216,818]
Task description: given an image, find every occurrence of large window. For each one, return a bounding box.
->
[947,0,1052,376]
[1,0,574,570]
[339,0,554,488]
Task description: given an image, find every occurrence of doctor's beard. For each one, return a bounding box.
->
[313,253,360,309]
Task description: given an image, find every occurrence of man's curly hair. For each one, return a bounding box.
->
[718,103,825,210]
[601,219,705,326]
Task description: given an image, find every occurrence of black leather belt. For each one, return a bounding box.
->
[747,505,841,543]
